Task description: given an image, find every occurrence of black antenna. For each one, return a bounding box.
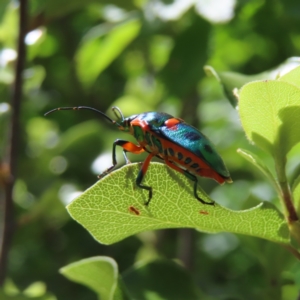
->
[44,106,116,124]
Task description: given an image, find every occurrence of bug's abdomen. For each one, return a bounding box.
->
[135,126,227,184]
[159,139,227,184]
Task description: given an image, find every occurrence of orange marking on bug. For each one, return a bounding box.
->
[165,118,181,130]
[122,142,145,154]
[199,210,209,215]
[129,206,140,215]
[131,119,149,130]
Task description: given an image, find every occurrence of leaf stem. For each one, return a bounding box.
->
[275,158,300,246]
[280,178,298,223]
[276,160,298,223]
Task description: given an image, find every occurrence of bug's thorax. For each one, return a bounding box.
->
[129,119,157,152]
[128,112,170,153]
[117,115,137,133]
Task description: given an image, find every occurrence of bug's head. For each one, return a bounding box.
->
[111,106,135,132]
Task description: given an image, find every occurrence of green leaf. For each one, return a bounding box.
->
[76,18,141,88]
[237,148,280,194]
[123,259,202,300]
[67,163,289,245]
[206,57,300,107]
[204,66,261,107]
[60,256,130,300]
[239,80,300,160]
[279,65,300,88]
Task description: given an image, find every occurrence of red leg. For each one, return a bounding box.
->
[120,140,145,154]
[136,153,155,206]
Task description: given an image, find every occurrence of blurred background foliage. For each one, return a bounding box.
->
[1,0,300,299]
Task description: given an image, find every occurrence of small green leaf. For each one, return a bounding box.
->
[60,256,129,300]
[206,57,300,107]
[67,163,289,245]
[239,80,300,160]
[204,66,260,107]
[237,148,280,194]
[279,65,300,88]
[76,18,141,88]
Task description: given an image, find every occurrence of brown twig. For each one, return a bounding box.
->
[275,159,298,223]
[0,0,27,285]
[275,158,300,248]
[280,179,298,223]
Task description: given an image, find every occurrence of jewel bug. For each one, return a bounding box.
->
[45,106,232,206]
